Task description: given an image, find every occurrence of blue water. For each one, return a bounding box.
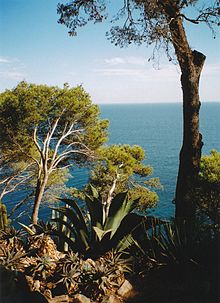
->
[99,102,220,218]
[5,102,220,222]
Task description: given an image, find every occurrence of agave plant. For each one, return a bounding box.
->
[0,226,24,253]
[51,185,144,256]
[19,221,60,260]
[96,250,132,293]
[146,219,209,265]
[56,252,90,294]
[29,254,57,280]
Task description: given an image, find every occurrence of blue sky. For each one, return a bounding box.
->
[0,0,219,103]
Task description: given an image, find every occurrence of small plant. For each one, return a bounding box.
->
[56,250,132,300]
[0,246,26,271]
[96,250,132,294]
[30,254,56,280]
[19,221,60,259]
[0,226,24,252]
[56,252,84,294]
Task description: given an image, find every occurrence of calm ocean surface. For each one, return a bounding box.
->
[99,102,220,218]
[6,102,220,222]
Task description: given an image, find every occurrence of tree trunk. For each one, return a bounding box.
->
[175,50,206,219]
[166,12,206,219]
[32,176,48,225]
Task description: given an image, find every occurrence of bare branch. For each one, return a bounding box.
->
[0,163,34,200]
[51,164,72,171]
[0,175,12,186]
[52,149,92,169]
[51,122,74,164]
[0,174,32,200]
[45,115,62,156]
[50,124,85,171]
[33,127,43,156]
[103,170,120,223]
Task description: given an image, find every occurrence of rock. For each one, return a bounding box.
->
[102,294,122,303]
[33,280,41,292]
[25,275,34,291]
[117,280,134,299]
[72,294,91,303]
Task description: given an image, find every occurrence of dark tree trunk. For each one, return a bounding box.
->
[175,50,206,218]
[165,9,206,219]
[32,176,48,225]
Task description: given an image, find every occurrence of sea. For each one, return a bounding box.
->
[99,102,220,218]
[5,102,220,223]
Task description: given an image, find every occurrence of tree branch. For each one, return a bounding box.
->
[52,149,92,169]
[33,127,43,156]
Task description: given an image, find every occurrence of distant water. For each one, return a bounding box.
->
[5,102,220,222]
[99,102,220,218]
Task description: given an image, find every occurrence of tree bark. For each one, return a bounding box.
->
[32,175,48,225]
[167,12,206,219]
[175,50,205,218]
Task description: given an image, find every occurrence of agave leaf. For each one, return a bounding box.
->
[105,194,139,239]
[52,218,77,238]
[18,222,35,235]
[56,198,88,233]
[93,226,112,241]
[116,233,135,252]
[52,230,81,251]
[84,195,103,229]
[87,184,99,199]
[51,207,90,249]
[51,207,87,234]
[108,192,128,217]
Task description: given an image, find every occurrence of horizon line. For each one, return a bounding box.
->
[96,100,220,105]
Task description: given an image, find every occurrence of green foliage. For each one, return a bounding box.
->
[0,81,108,159]
[200,149,220,183]
[0,201,9,230]
[196,150,220,226]
[57,1,219,54]
[90,144,161,211]
[52,185,145,255]
[0,82,109,223]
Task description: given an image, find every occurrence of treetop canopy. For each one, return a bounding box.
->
[0,82,109,163]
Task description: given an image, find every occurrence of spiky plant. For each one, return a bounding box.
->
[0,246,26,271]
[0,226,24,253]
[96,250,132,294]
[51,185,144,256]
[29,254,57,280]
[146,219,211,266]
[55,249,132,300]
